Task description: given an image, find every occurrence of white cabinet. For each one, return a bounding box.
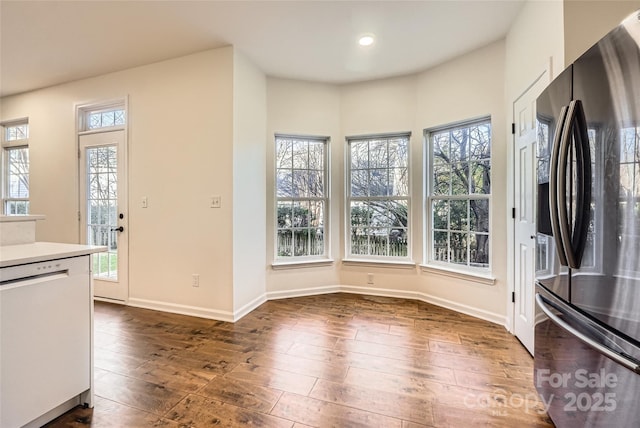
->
[1,255,94,428]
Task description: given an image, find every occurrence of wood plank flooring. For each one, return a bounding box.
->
[44,293,554,427]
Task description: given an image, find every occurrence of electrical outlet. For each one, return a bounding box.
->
[211,196,221,208]
[141,196,148,208]
[367,273,374,285]
[192,274,200,287]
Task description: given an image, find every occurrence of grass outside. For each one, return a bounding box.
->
[93,252,118,277]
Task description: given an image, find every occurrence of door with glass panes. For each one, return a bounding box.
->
[79,130,128,301]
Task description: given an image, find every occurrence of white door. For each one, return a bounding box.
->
[79,130,128,301]
[513,71,549,355]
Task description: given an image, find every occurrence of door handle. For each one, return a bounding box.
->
[536,293,640,374]
[556,100,591,269]
[549,105,569,266]
[111,226,124,233]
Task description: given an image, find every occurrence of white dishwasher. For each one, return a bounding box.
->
[1,255,92,428]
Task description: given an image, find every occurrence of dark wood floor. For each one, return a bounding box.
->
[45,293,553,427]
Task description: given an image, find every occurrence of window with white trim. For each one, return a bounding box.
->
[347,133,410,259]
[81,106,126,131]
[275,135,328,259]
[426,118,491,270]
[2,121,30,215]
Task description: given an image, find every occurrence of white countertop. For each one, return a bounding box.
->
[0,215,46,222]
[0,242,107,268]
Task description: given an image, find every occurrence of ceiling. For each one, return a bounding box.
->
[0,0,526,98]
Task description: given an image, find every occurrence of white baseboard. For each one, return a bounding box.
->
[127,297,235,323]
[266,285,342,301]
[267,284,507,327]
[233,293,267,322]
[126,285,508,328]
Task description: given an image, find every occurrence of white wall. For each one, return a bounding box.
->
[232,50,268,315]
[265,78,343,294]
[1,47,237,317]
[564,0,640,66]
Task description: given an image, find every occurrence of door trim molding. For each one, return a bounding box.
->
[507,59,552,336]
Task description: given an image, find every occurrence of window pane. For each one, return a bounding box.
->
[5,123,29,141]
[470,233,489,267]
[308,170,324,197]
[277,201,292,228]
[351,201,371,228]
[310,228,324,256]
[309,200,324,228]
[389,228,408,257]
[351,141,369,169]
[433,199,448,230]
[427,119,491,269]
[87,108,125,130]
[470,199,489,233]
[470,161,490,194]
[450,232,468,265]
[102,112,115,127]
[351,229,369,255]
[309,141,324,170]
[433,231,448,262]
[277,230,292,256]
[469,123,491,161]
[7,147,30,199]
[276,170,293,197]
[369,169,389,196]
[351,170,368,197]
[389,138,408,169]
[388,200,408,228]
[294,230,309,256]
[451,162,469,195]
[390,167,409,196]
[370,229,389,256]
[449,200,468,231]
[274,135,328,260]
[369,140,388,168]
[348,134,410,258]
[292,201,309,227]
[292,140,308,169]
[292,170,309,197]
[450,129,469,163]
[276,139,293,169]
[433,133,450,159]
[433,162,450,195]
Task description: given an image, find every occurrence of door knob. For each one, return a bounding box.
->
[111,226,124,233]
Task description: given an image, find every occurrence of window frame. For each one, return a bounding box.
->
[345,132,411,262]
[274,133,330,263]
[78,102,126,133]
[2,119,30,215]
[424,117,492,274]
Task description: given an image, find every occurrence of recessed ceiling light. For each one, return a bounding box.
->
[358,34,375,47]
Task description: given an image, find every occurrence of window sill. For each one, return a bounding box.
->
[342,259,416,269]
[419,264,495,285]
[271,259,335,270]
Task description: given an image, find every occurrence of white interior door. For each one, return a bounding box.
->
[79,130,128,301]
[513,72,549,355]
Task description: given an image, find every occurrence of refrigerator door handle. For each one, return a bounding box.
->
[556,100,592,268]
[536,293,640,375]
[569,100,592,268]
[549,105,570,266]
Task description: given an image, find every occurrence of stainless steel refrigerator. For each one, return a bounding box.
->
[535,10,640,428]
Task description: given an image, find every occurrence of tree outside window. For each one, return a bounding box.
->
[427,119,491,269]
[3,122,30,215]
[347,133,410,258]
[275,135,328,259]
